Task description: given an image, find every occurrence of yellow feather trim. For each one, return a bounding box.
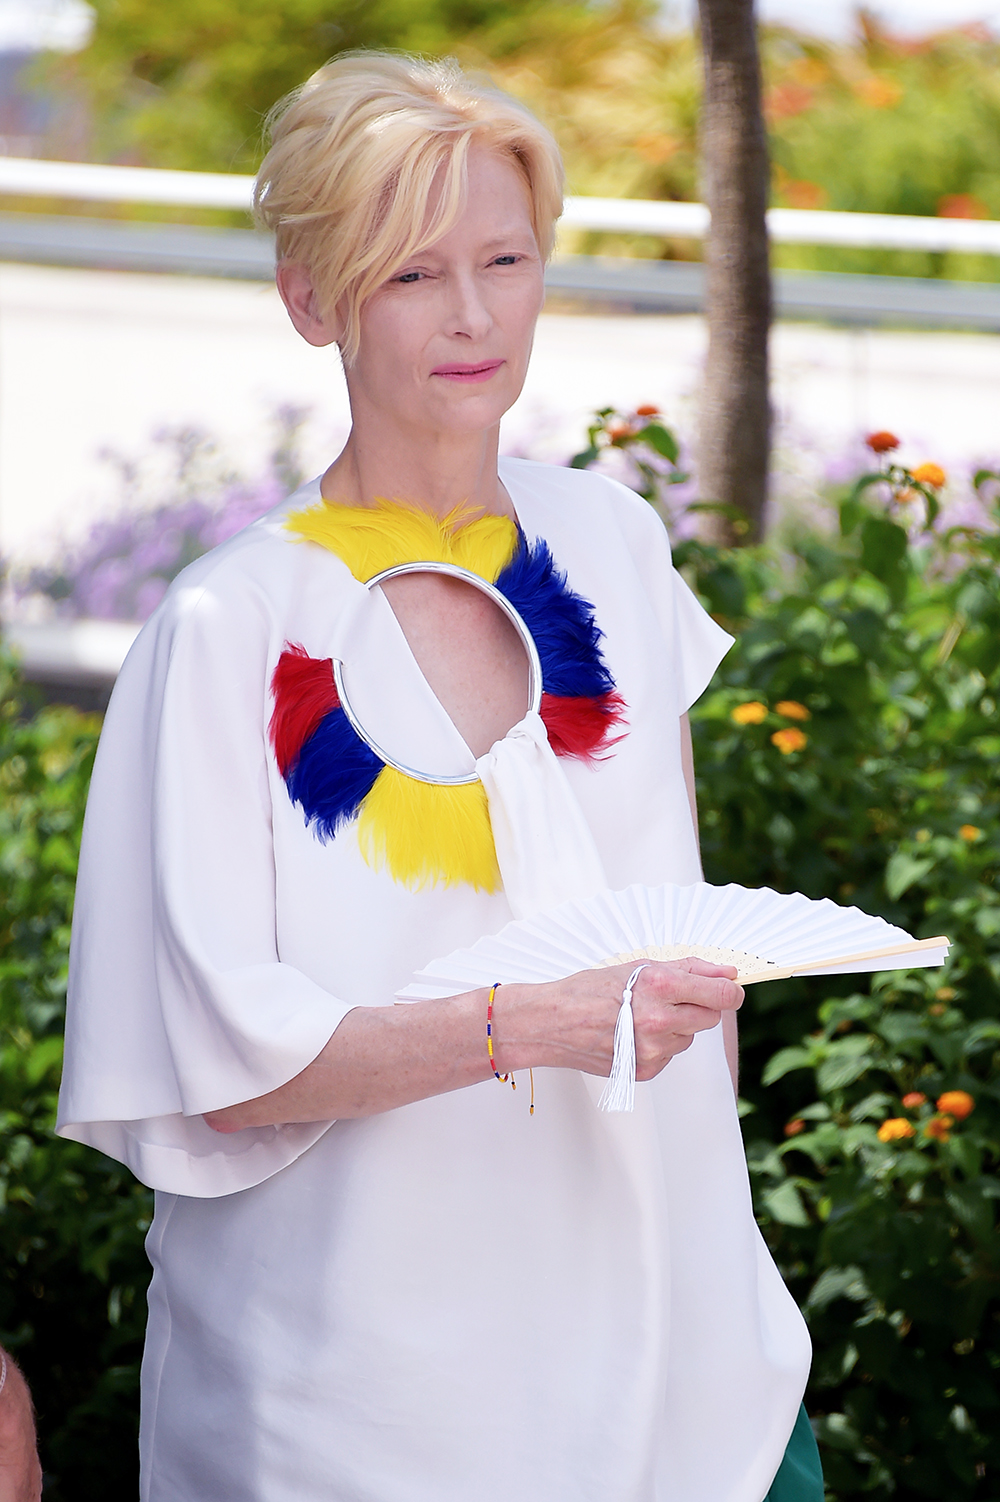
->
[285,495,518,583]
[356,766,500,892]
[285,495,514,891]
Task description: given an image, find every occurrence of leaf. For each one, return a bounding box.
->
[860,516,909,598]
[640,421,679,463]
[817,1037,875,1092]
[569,446,600,470]
[945,1184,995,1245]
[884,851,934,900]
[807,1264,870,1310]
[762,1045,813,1086]
[762,1180,810,1226]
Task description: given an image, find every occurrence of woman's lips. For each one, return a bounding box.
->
[431,359,505,383]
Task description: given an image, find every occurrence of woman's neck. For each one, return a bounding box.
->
[320,422,513,520]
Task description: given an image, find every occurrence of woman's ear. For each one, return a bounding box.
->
[276,262,344,348]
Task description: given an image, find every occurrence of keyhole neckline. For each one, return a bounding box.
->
[333,560,542,786]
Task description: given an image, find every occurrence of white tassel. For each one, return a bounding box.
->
[598,964,647,1113]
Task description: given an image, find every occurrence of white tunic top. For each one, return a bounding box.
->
[58,459,811,1502]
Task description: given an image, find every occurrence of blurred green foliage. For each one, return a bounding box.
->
[0,659,150,1500]
[764,22,1000,282]
[1,432,998,1495]
[42,4,1000,278]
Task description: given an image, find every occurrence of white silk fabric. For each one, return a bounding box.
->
[57,459,811,1502]
[476,709,608,919]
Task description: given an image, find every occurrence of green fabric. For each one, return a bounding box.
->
[764,1404,824,1502]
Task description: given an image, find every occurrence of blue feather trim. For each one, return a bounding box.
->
[287,707,383,841]
[496,534,616,699]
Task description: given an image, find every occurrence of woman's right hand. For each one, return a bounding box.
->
[490,958,743,1082]
[205,959,744,1131]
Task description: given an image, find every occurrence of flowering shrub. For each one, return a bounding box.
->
[673,463,1000,1499]
[11,416,307,624]
[0,657,147,1500]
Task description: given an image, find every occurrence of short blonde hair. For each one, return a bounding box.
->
[254,52,563,364]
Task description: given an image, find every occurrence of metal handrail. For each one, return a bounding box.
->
[3,155,1000,256]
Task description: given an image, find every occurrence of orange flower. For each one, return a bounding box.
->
[731,701,768,725]
[959,825,982,842]
[878,1117,915,1143]
[924,1114,954,1142]
[866,431,900,454]
[606,418,637,443]
[937,1091,974,1120]
[771,728,808,755]
[775,700,811,721]
[911,462,946,488]
[901,1092,926,1109]
[855,75,902,110]
[635,403,660,417]
[938,193,988,221]
[784,1119,806,1137]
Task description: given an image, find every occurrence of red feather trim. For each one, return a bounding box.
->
[269,643,340,776]
[540,690,628,762]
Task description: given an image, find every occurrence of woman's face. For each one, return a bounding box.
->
[347,146,546,439]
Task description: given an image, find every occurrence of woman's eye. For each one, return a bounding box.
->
[395,270,423,284]
[492,255,518,267]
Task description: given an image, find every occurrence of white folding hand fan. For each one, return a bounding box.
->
[397,881,950,1110]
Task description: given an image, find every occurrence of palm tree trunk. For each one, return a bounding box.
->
[696,0,771,545]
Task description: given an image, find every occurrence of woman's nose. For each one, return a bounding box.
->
[445,273,493,340]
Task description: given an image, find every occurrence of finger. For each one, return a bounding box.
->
[640,965,744,1013]
[671,956,739,980]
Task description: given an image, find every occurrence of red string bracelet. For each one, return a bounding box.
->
[486,984,534,1115]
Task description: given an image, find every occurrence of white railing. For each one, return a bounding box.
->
[3,155,1000,257]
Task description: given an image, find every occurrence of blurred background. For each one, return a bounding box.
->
[0,0,999,624]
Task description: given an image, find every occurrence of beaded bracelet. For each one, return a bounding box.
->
[486,984,535,1115]
[486,984,514,1089]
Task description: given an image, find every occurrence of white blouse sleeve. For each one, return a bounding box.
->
[670,567,734,714]
[604,477,734,712]
[57,559,354,1198]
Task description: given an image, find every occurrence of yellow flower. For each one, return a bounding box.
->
[771,728,808,755]
[912,462,946,488]
[959,825,982,842]
[731,701,768,725]
[935,986,955,1002]
[878,1117,915,1142]
[901,1091,926,1108]
[936,1090,974,1120]
[775,700,811,721]
[924,1114,954,1142]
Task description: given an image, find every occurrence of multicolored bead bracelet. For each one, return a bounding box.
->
[486,983,534,1115]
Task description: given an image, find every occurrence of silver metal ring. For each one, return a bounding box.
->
[332,561,543,787]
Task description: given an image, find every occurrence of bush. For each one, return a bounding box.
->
[675,459,1000,1498]
[0,656,151,1499]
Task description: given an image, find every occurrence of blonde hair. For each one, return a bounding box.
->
[254,52,563,364]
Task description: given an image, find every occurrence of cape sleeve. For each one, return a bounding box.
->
[670,566,734,714]
[601,475,734,712]
[56,553,355,1198]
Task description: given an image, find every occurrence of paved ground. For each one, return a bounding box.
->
[1,262,998,565]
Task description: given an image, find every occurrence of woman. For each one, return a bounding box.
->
[58,53,820,1502]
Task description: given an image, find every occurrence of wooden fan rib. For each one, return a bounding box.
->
[739,935,950,985]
